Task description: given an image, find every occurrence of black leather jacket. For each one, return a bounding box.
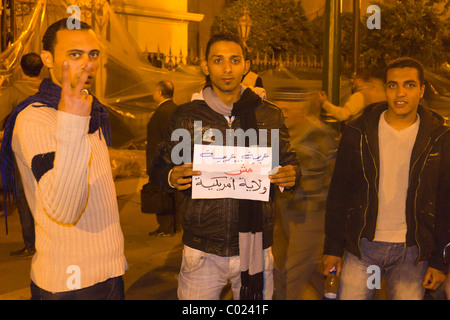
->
[324,102,450,272]
[152,96,300,257]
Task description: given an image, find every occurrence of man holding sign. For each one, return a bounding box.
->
[152,33,300,300]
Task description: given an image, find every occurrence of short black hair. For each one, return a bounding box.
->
[42,18,92,55]
[157,80,174,99]
[384,57,425,86]
[205,32,246,61]
[20,52,43,77]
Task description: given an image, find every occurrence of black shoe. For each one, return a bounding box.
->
[148,229,162,236]
[148,229,174,237]
[10,247,35,257]
[158,232,174,237]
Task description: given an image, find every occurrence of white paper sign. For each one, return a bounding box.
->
[192,144,272,202]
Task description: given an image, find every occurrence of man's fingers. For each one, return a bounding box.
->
[75,63,92,93]
[270,174,296,187]
[61,61,71,92]
[422,268,446,290]
[175,177,192,186]
[170,164,202,190]
[85,94,93,105]
[176,184,192,191]
[173,164,201,178]
[173,169,201,178]
[172,163,193,172]
[270,176,296,184]
[269,166,296,184]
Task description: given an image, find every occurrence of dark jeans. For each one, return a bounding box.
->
[30,276,125,300]
[156,210,176,233]
[15,169,35,251]
[157,191,181,234]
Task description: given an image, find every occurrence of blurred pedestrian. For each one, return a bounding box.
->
[318,69,387,123]
[322,57,450,300]
[145,80,179,236]
[0,52,43,130]
[0,52,43,258]
[273,87,338,300]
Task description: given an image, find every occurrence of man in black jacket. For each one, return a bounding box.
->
[146,80,179,236]
[152,33,300,300]
[322,57,449,299]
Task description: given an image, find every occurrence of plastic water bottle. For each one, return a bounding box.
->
[323,269,339,300]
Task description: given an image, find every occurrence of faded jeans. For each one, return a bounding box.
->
[339,238,428,300]
[177,245,274,300]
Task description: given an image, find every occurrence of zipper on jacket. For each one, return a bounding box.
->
[411,127,449,264]
[224,116,233,256]
[411,137,431,264]
[345,123,371,257]
[225,116,233,129]
[347,122,378,257]
[364,134,379,195]
[358,134,370,256]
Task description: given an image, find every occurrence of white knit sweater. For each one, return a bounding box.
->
[12,104,127,293]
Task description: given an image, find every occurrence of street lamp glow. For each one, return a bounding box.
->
[237,8,252,51]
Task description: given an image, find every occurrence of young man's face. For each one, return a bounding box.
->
[41,29,101,89]
[385,67,425,119]
[202,40,249,96]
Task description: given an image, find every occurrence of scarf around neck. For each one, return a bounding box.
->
[0,78,111,233]
[201,85,266,299]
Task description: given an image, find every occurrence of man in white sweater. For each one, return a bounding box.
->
[0,18,127,299]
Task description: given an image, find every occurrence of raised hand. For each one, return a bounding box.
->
[58,61,93,117]
[318,91,328,105]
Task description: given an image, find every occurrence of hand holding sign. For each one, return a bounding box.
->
[269,165,297,188]
[192,145,273,201]
[169,164,201,191]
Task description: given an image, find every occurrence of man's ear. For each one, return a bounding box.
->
[200,59,209,76]
[420,84,425,99]
[40,50,54,69]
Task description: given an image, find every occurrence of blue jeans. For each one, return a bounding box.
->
[177,245,274,300]
[339,238,428,300]
[30,276,124,300]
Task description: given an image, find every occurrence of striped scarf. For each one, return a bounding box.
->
[231,88,265,300]
[202,85,265,299]
[0,78,110,233]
